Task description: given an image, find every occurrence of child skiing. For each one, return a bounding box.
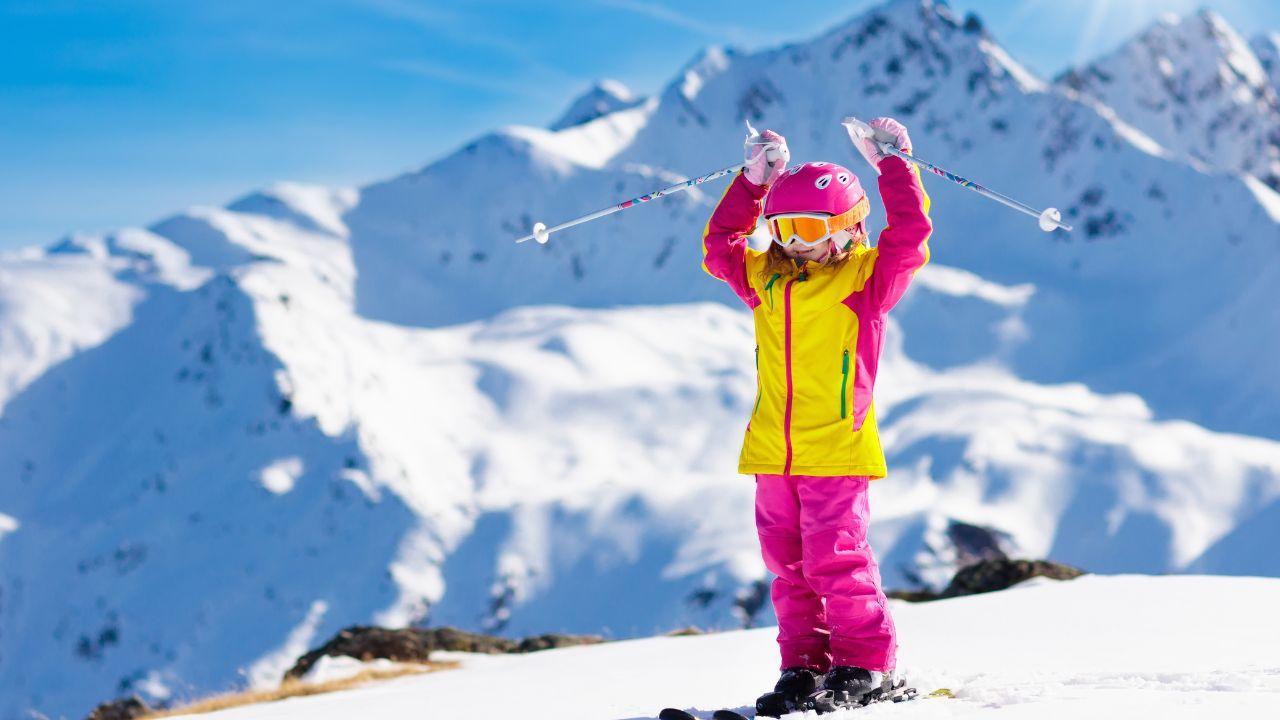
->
[700,117,932,716]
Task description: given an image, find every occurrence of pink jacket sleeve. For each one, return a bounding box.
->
[862,156,932,312]
[701,172,764,309]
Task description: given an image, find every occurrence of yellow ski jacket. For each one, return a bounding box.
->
[700,157,932,477]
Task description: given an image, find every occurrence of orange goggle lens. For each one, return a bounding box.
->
[770,216,833,245]
[767,198,870,247]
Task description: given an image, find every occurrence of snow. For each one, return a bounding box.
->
[0,513,17,541]
[1242,173,1280,221]
[331,0,1280,436]
[6,291,1280,718]
[163,575,1280,719]
[0,246,145,410]
[1056,9,1280,187]
[258,456,305,495]
[4,1,1280,718]
[910,264,1033,309]
[246,600,330,689]
[1253,31,1280,92]
[1074,99,1171,160]
[298,655,405,685]
[502,123,642,171]
[227,183,359,238]
[976,39,1047,94]
[549,79,647,132]
[676,46,733,102]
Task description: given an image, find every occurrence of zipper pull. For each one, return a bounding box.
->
[764,273,781,310]
[840,349,850,419]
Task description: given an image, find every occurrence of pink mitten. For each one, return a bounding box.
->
[743,127,790,186]
[852,117,911,174]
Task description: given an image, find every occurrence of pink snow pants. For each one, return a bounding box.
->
[755,474,896,672]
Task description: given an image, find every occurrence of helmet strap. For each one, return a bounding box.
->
[830,229,854,252]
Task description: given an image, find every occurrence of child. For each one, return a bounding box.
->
[700,117,931,716]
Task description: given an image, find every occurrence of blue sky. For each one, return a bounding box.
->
[2,0,1278,250]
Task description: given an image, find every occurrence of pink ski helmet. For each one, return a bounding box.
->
[764,161,870,230]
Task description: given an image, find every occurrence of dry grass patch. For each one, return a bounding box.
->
[143,660,459,718]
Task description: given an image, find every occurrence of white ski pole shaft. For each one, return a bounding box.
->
[514,163,745,244]
[842,117,1072,232]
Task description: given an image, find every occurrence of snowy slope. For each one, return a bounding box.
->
[164,575,1280,720]
[5,1,1280,718]
[1057,10,1280,189]
[0,240,148,410]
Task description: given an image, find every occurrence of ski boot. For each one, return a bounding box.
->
[755,666,824,718]
[804,665,898,713]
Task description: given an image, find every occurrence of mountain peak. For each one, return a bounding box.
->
[1253,31,1280,94]
[1055,7,1280,185]
[816,0,1038,89]
[549,79,646,131]
[1193,6,1234,32]
[815,0,964,45]
[1091,7,1270,90]
[665,45,735,105]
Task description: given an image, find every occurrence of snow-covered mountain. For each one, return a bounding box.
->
[347,0,1280,437]
[3,1,1280,718]
[549,80,649,131]
[1254,31,1280,93]
[1057,9,1280,190]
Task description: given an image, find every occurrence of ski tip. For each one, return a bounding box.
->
[712,710,751,720]
[927,687,956,698]
[658,708,698,720]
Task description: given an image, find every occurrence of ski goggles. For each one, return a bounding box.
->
[766,199,870,248]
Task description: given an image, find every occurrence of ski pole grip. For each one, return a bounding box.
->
[841,116,894,152]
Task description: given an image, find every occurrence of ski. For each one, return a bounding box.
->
[656,708,751,720]
[660,683,944,720]
[806,677,919,713]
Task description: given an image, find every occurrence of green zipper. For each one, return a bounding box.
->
[840,349,850,419]
[764,273,781,309]
[753,346,762,415]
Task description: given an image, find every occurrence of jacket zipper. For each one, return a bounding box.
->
[753,346,762,415]
[782,276,798,476]
[840,349,850,419]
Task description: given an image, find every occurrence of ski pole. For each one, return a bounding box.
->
[514,163,745,244]
[842,116,1073,232]
[515,122,781,244]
